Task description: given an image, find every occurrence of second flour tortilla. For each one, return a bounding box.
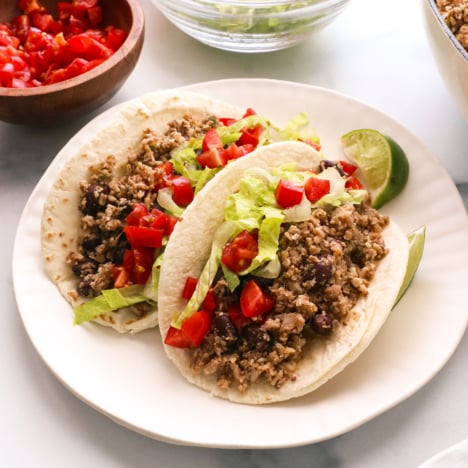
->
[157,141,409,404]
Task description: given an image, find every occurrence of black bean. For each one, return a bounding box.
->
[82,185,100,215]
[77,281,92,297]
[81,236,101,251]
[311,312,333,335]
[213,315,238,342]
[313,260,332,287]
[319,160,345,176]
[82,184,108,215]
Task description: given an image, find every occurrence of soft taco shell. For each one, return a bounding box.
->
[41,90,246,334]
[158,141,410,404]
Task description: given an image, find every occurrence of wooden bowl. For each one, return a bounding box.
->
[0,0,145,125]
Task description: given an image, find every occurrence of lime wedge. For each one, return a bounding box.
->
[341,129,409,209]
[394,225,426,306]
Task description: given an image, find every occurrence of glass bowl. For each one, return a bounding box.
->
[152,0,352,53]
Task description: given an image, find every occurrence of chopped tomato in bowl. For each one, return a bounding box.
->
[0,0,144,124]
[0,0,127,88]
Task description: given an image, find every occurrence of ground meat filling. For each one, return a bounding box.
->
[191,200,389,393]
[67,114,219,301]
[436,0,468,51]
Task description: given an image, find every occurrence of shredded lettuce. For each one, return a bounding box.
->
[177,163,367,324]
[172,221,237,328]
[157,187,184,217]
[73,285,156,325]
[314,167,366,207]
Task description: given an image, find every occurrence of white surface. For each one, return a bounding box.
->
[419,439,468,467]
[2,0,468,466]
[11,79,468,448]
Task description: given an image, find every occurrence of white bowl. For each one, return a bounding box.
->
[422,0,468,120]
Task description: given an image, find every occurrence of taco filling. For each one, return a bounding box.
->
[163,157,391,392]
[65,107,321,327]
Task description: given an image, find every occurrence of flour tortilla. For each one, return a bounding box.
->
[41,90,246,334]
[158,141,410,404]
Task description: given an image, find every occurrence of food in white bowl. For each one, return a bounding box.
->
[423,0,468,120]
[435,0,467,51]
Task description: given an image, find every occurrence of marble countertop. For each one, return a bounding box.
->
[2,1,467,467]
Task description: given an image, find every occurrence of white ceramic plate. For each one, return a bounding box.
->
[12,79,468,448]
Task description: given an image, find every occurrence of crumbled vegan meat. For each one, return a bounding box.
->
[190,199,389,393]
[436,0,468,50]
[67,114,219,298]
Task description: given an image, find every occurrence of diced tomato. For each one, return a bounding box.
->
[124,225,164,249]
[132,247,154,284]
[240,280,275,318]
[228,303,251,331]
[182,276,198,300]
[237,125,263,147]
[60,57,103,81]
[1,0,127,88]
[345,176,363,190]
[57,2,74,21]
[116,247,154,286]
[221,230,259,274]
[182,310,211,346]
[125,203,148,226]
[202,128,223,152]
[164,326,193,348]
[202,288,217,314]
[68,33,113,59]
[275,179,304,208]
[218,117,236,126]
[0,62,14,86]
[111,265,128,289]
[196,147,227,169]
[223,142,254,161]
[168,175,194,206]
[32,13,62,34]
[122,249,134,270]
[102,25,126,50]
[23,27,53,52]
[242,107,257,117]
[164,310,211,348]
[164,214,178,236]
[304,177,330,202]
[339,160,358,176]
[11,15,30,40]
[141,209,168,229]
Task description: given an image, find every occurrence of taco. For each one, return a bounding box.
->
[157,141,410,404]
[41,90,320,334]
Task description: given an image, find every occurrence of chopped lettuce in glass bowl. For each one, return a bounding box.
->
[151,0,352,53]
